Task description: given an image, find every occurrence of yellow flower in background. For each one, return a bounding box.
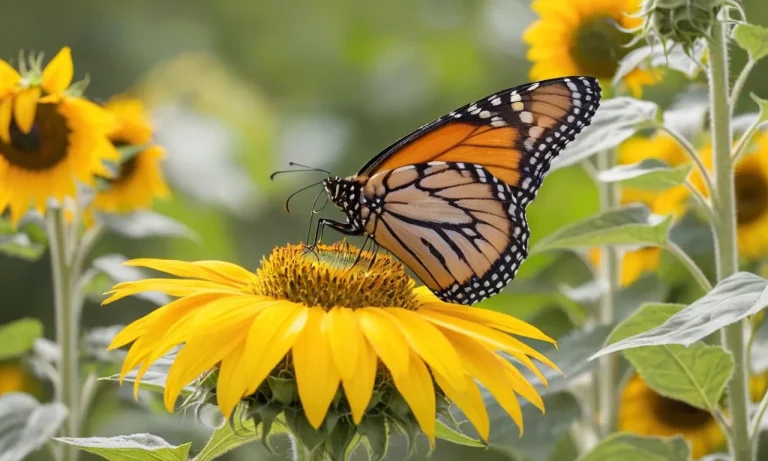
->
[0,361,41,397]
[619,374,724,459]
[619,372,768,459]
[524,0,656,97]
[588,247,662,286]
[105,243,557,450]
[692,134,768,260]
[92,97,169,214]
[0,47,119,226]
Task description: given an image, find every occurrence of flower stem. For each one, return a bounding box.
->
[708,21,753,461]
[46,208,80,461]
[290,436,329,461]
[664,242,712,293]
[595,150,619,435]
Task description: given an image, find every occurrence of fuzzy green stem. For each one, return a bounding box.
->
[708,22,753,461]
[664,242,712,293]
[656,123,715,194]
[595,150,620,435]
[46,208,80,461]
[290,436,329,461]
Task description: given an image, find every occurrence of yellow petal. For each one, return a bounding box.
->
[0,97,11,144]
[0,60,21,95]
[326,307,360,382]
[13,88,41,134]
[384,308,465,392]
[42,47,73,95]
[501,359,545,412]
[125,259,255,288]
[356,308,410,382]
[343,329,377,424]
[242,301,309,395]
[433,372,489,442]
[103,278,241,304]
[164,330,246,411]
[394,352,436,445]
[217,346,248,418]
[444,331,524,435]
[293,308,340,429]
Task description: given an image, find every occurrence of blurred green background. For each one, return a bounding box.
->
[1,0,767,460]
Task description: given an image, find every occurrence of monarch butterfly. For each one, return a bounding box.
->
[288,77,600,305]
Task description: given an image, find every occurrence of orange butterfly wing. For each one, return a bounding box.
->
[358,77,599,204]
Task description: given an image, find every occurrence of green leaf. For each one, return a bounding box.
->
[752,93,768,124]
[85,254,170,306]
[592,272,768,359]
[0,318,43,361]
[609,303,734,410]
[531,205,671,254]
[0,393,67,461]
[56,434,191,461]
[489,393,580,461]
[598,159,692,191]
[522,325,614,395]
[578,434,689,461]
[613,40,705,85]
[194,413,260,461]
[435,420,485,448]
[552,98,659,171]
[101,353,196,396]
[0,219,47,261]
[734,23,768,61]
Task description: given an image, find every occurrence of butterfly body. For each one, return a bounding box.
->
[312,77,601,305]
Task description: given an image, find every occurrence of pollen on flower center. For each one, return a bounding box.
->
[249,242,418,309]
[735,167,768,225]
[571,15,632,79]
[0,103,70,171]
[651,394,711,428]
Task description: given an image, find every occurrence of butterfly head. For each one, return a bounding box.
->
[324,176,364,228]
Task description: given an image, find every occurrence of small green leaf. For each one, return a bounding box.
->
[598,159,692,191]
[0,219,47,261]
[194,412,259,461]
[435,420,485,448]
[489,393,580,461]
[609,303,733,410]
[118,144,148,163]
[553,98,659,171]
[0,393,67,461]
[98,211,198,240]
[751,93,768,124]
[0,319,43,361]
[531,205,671,253]
[56,434,191,461]
[734,23,768,61]
[592,272,768,359]
[578,433,689,461]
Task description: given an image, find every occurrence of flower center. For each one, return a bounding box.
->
[0,103,70,171]
[106,140,140,185]
[250,242,418,309]
[735,165,768,225]
[571,15,632,79]
[651,394,712,428]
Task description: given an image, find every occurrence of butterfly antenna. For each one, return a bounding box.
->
[304,188,326,245]
[282,180,324,214]
[269,162,331,180]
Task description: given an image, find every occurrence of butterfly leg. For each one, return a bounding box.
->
[307,218,363,252]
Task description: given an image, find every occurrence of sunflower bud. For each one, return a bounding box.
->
[641,0,726,48]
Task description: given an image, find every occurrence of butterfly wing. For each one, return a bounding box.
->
[357,76,600,205]
[361,163,527,305]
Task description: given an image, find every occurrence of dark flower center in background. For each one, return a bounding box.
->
[735,167,768,225]
[1,104,70,171]
[571,15,632,79]
[652,394,712,428]
[107,139,140,185]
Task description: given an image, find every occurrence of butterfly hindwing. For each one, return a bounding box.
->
[360,162,529,305]
[358,76,600,205]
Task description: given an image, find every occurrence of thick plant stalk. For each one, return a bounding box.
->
[46,208,80,461]
[707,21,753,461]
[596,150,620,435]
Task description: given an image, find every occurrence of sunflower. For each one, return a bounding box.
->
[0,360,41,397]
[524,0,657,97]
[0,47,119,226]
[105,242,557,453]
[91,97,169,214]
[589,133,691,285]
[691,133,768,260]
[619,372,768,459]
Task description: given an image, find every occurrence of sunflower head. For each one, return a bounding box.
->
[105,242,558,458]
[90,96,168,215]
[641,0,725,49]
